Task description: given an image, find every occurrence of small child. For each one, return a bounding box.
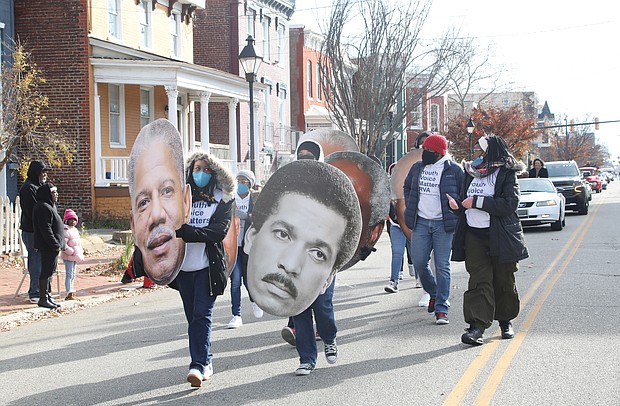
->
[61,209,84,300]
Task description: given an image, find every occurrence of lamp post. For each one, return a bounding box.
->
[466,117,475,160]
[239,35,263,173]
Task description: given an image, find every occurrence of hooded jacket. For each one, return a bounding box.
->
[32,183,65,252]
[174,151,236,296]
[295,140,325,162]
[19,161,47,232]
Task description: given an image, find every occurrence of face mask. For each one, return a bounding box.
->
[193,172,211,188]
[237,183,249,195]
[471,156,484,168]
[422,150,440,165]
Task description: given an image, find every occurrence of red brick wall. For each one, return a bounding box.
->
[14,0,93,219]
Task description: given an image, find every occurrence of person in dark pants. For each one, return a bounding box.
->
[32,183,65,309]
[19,160,48,302]
[448,135,529,346]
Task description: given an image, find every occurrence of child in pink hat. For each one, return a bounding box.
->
[61,209,84,300]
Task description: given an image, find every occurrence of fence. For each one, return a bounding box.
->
[1,196,21,254]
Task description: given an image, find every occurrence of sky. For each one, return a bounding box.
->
[289,0,620,162]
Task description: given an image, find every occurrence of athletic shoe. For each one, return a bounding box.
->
[324,341,338,364]
[398,271,404,280]
[28,297,39,304]
[281,326,296,346]
[408,264,415,277]
[414,278,422,288]
[461,326,484,346]
[295,363,315,376]
[435,312,449,325]
[251,302,264,318]
[499,321,515,339]
[187,369,203,387]
[203,363,213,380]
[384,281,398,293]
[227,315,243,329]
[427,297,436,313]
[418,292,430,307]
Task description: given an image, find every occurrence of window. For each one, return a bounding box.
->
[410,104,422,129]
[307,60,313,98]
[276,23,285,63]
[262,16,270,61]
[316,63,322,101]
[108,0,121,39]
[170,12,181,57]
[140,88,152,128]
[430,104,440,132]
[247,8,256,37]
[139,0,152,48]
[108,84,125,146]
[264,88,272,143]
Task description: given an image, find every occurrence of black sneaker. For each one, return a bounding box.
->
[384,281,398,293]
[427,297,436,313]
[324,341,338,364]
[295,363,315,376]
[499,321,514,339]
[461,326,484,346]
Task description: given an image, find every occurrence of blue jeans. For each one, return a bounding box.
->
[411,217,453,314]
[389,224,407,283]
[175,269,217,374]
[230,253,249,316]
[293,277,337,366]
[64,260,76,292]
[22,231,41,299]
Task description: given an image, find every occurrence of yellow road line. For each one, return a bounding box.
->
[443,197,602,406]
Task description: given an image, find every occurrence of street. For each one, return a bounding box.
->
[1,185,619,405]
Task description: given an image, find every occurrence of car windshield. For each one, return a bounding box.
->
[546,163,579,177]
[519,179,556,193]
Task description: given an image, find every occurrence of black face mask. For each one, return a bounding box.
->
[422,150,441,165]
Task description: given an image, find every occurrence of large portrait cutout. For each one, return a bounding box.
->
[244,160,362,317]
[128,119,191,285]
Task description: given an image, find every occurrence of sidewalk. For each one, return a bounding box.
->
[0,229,159,332]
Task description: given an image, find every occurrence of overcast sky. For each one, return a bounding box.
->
[290,0,620,161]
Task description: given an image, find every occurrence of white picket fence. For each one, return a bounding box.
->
[1,196,22,254]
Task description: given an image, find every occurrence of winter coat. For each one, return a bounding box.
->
[61,226,84,262]
[451,165,529,264]
[32,184,65,252]
[403,159,463,232]
[528,167,549,178]
[174,151,236,296]
[19,160,46,232]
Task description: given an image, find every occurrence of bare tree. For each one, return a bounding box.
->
[0,42,75,177]
[548,118,607,165]
[318,0,467,157]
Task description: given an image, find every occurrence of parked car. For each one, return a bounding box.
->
[579,166,603,193]
[599,167,615,181]
[598,171,609,189]
[545,160,590,215]
[517,178,566,231]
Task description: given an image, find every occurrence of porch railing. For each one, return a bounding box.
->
[98,156,129,185]
[1,196,22,254]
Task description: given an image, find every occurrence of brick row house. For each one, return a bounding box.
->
[12,0,294,220]
[0,0,17,200]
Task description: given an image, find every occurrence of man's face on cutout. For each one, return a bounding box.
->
[244,193,346,316]
[130,142,190,285]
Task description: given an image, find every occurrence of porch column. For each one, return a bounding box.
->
[199,91,211,153]
[93,83,104,186]
[228,98,239,166]
[165,85,178,129]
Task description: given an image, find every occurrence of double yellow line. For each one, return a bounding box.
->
[444,195,604,406]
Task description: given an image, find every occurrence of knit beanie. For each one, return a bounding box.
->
[236,169,256,188]
[63,209,78,224]
[422,134,448,156]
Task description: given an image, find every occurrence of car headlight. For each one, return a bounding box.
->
[536,200,557,207]
[574,185,583,192]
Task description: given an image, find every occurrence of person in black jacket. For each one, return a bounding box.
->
[32,183,65,309]
[19,160,48,302]
[528,158,549,178]
[174,150,235,388]
[448,135,529,346]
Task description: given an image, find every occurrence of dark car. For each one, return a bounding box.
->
[545,160,590,215]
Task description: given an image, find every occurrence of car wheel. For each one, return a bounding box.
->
[550,219,563,231]
[578,199,589,215]
[596,188,601,193]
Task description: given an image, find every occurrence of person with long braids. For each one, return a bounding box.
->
[447,135,529,346]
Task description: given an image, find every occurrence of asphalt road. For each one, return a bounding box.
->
[1,184,619,405]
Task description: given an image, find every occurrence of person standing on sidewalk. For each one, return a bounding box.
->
[227,169,263,329]
[19,160,48,303]
[448,135,528,346]
[32,183,65,309]
[61,209,84,301]
[404,134,463,325]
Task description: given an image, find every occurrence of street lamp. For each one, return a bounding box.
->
[239,35,263,173]
[466,117,475,160]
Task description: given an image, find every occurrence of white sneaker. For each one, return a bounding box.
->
[408,264,415,277]
[28,297,39,304]
[415,278,422,288]
[398,271,404,280]
[251,302,264,318]
[187,368,203,387]
[203,363,213,380]
[227,315,243,329]
[418,291,430,307]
